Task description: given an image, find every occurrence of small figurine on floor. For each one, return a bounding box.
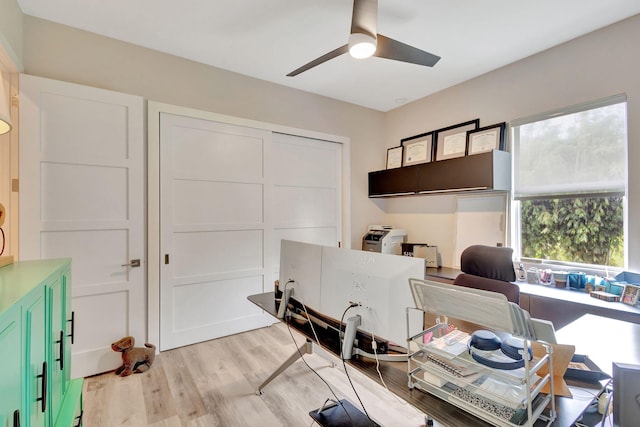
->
[111,336,156,376]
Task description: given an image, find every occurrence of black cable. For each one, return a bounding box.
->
[0,227,5,256]
[281,279,355,425]
[339,303,375,427]
[284,320,342,400]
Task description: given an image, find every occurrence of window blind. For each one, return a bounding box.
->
[512,95,627,200]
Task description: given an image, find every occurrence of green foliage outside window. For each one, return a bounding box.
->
[521,196,624,267]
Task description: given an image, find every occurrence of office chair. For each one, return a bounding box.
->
[453,245,520,304]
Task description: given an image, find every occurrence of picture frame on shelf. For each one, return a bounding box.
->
[467,122,506,155]
[434,119,479,161]
[386,146,403,169]
[401,132,433,166]
[621,284,640,306]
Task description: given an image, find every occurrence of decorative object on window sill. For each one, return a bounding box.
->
[621,284,640,306]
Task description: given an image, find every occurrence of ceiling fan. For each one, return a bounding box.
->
[287,0,441,77]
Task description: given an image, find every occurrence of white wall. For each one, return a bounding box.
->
[0,0,21,259]
[0,0,23,69]
[385,14,640,270]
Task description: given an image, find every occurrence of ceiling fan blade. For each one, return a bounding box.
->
[287,44,349,77]
[375,34,441,67]
[351,0,377,38]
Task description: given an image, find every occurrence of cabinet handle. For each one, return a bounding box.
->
[36,361,47,413]
[74,410,84,427]
[67,311,75,344]
[56,329,65,370]
[13,409,20,427]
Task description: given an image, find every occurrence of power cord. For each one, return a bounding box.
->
[370,331,387,388]
[369,332,409,407]
[284,313,352,423]
[339,303,375,427]
[600,390,613,427]
[280,280,354,426]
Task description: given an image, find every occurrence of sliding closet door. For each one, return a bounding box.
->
[157,112,345,351]
[271,132,342,270]
[19,74,145,377]
[159,113,274,350]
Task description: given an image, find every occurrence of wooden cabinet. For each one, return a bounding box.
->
[369,150,511,197]
[0,259,82,427]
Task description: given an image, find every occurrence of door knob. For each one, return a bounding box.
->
[121,259,141,267]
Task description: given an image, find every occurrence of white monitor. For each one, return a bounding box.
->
[278,239,323,310]
[320,245,426,348]
[613,362,640,427]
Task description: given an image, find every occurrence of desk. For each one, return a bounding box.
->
[556,313,640,377]
[249,292,596,427]
[425,268,640,329]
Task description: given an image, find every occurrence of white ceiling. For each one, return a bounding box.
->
[17,0,640,112]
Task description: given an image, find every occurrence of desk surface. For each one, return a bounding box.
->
[249,292,596,427]
[556,313,640,377]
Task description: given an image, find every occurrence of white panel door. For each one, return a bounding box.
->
[159,113,274,350]
[19,74,145,377]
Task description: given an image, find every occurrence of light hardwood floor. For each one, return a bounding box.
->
[82,323,429,427]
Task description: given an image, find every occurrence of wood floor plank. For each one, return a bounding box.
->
[148,415,182,427]
[140,355,179,424]
[160,346,208,424]
[108,375,148,425]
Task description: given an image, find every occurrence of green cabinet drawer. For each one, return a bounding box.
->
[0,304,22,427]
[0,259,79,427]
[54,378,83,427]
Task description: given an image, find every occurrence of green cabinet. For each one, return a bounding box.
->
[0,304,22,427]
[24,285,48,427]
[0,259,82,427]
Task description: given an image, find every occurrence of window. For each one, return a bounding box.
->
[511,95,627,268]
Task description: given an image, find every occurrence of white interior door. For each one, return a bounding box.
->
[19,74,145,377]
[159,113,274,350]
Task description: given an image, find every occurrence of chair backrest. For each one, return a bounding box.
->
[460,245,516,282]
[453,245,520,304]
[453,273,520,304]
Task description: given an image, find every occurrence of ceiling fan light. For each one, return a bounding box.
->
[348,33,377,59]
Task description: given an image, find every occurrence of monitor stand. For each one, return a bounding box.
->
[257,292,335,395]
[309,398,381,427]
[342,315,408,363]
[256,337,334,394]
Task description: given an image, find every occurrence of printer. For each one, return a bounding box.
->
[362,225,407,255]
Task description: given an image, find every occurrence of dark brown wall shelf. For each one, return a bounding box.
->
[368,150,511,197]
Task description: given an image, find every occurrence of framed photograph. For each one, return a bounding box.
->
[434,119,479,161]
[621,284,640,306]
[467,122,506,155]
[386,146,403,169]
[401,132,433,166]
